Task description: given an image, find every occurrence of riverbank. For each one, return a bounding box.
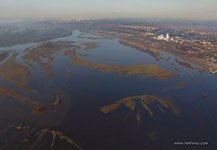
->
[115,36,217,74]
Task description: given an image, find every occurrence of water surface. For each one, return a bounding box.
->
[0,30,216,150]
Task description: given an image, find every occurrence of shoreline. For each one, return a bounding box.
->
[121,37,217,74]
[95,31,217,74]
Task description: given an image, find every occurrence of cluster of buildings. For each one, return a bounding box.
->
[154,33,170,41]
[39,17,101,23]
[92,23,217,74]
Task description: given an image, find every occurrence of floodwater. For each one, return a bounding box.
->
[0,30,216,150]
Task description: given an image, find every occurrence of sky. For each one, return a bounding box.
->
[0,0,216,20]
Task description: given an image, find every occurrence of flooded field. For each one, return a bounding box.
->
[0,30,217,150]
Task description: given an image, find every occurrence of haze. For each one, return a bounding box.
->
[0,0,217,20]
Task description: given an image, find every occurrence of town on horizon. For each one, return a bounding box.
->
[0,1,217,150]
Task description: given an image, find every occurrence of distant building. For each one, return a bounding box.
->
[156,35,165,40]
[165,33,170,41]
[155,33,170,41]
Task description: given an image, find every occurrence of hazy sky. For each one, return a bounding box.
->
[0,0,216,20]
